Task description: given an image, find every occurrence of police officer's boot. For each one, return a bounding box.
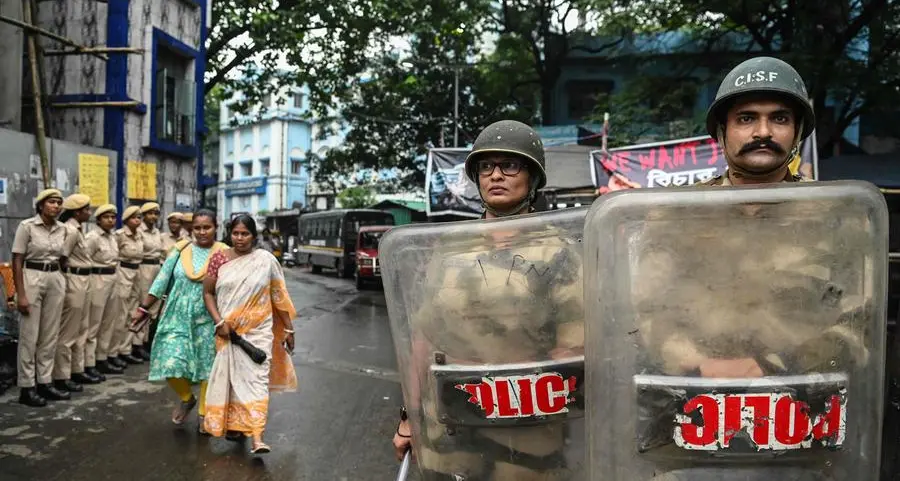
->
[18,387,47,407]
[96,360,123,375]
[108,356,128,369]
[54,379,83,393]
[85,366,107,382]
[120,352,143,365]
[37,383,71,401]
[134,344,151,362]
[72,371,101,385]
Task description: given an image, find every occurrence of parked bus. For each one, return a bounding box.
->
[297,209,395,277]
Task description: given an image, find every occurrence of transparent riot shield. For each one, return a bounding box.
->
[382,208,588,481]
[584,181,888,481]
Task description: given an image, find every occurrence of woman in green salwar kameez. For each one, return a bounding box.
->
[131,210,227,432]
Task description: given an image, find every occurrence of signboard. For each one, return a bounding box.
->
[29,154,41,178]
[590,135,818,193]
[267,208,301,217]
[0,177,7,205]
[175,192,192,211]
[78,153,109,206]
[224,177,267,198]
[426,148,482,218]
[127,160,157,200]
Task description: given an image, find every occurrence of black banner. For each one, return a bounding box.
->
[426,148,483,218]
[591,135,816,193]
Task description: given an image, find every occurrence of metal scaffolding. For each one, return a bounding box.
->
[0,0,143,186]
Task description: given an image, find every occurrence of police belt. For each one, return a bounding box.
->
[141,259,161,265]
[119,261,141,270]
[25,261,60,272]
[63,266,92,276]
[92,267,117,275]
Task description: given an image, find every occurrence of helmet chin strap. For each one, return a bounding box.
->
[717,121,803,181]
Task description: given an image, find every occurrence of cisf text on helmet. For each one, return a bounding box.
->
[735,70,779,87]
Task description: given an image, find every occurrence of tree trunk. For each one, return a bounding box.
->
[540,80,554,125]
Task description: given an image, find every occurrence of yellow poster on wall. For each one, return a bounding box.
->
[127,160,158,200]
[78,153,109,206]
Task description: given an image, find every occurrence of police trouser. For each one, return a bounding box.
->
[108,264,139,357]
[17,268,65,387]
[419,418,570,481]
[130,262,160,346]
[52,269,91,380]
[87,270,116,365]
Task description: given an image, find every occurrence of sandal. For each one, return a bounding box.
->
[171,396,197,426]
[225,430,245,442]
[250,442,271,454]
[198,415,209,435]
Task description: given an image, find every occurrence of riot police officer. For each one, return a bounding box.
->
[390,120,585,480]
[701,56,815,187]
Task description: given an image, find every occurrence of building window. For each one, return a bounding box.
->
[240,163,252,177]
[153,44,195,146]
[260,159,270,176]
[262,93,272,108]
[566,80,614,122]
[293,93,304,109]
[291,160,303,174]
[224,164,234,181]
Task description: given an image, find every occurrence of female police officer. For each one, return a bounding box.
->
[391,121,584,480]
[12,189,71,406]
[53,194,98,391]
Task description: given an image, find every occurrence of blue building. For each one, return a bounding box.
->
[0,0,211,217]
[217,88,314,225]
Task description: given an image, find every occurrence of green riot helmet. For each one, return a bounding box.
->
[706,56,816,142]
[464,120,547,189]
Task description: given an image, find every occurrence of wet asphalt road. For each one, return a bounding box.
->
[0,268,416,481]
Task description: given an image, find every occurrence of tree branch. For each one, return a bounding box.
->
[207,25,251,59]
[835,0,888,55]
[571,37,625,55]
[206,46,258,93]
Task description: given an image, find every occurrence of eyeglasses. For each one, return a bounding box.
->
[476,159,524,176]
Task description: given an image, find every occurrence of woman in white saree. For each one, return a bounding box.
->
[202,214,297,454]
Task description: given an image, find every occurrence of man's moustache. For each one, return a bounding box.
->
[739,139,786,155]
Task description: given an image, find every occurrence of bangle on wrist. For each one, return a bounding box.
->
[283,328,294,334]
[396,421,411,438]
[137,306,149,314]
[214,319,225,328]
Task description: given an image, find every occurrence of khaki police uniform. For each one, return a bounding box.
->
[633,175,869,376]
[412,229,583,480]
[180,213,193,241]
[134,220,164,345]
[53,216,93,381]
[698,170,804,187]
[12,214,68,388]
[109,214,144,357]
[162,212,183,253]
[161,231,182,254]
[87,215,119,366]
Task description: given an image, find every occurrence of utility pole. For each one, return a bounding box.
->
[453,66,459,147]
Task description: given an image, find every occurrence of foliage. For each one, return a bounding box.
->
[600,0,900,151]
[336,186,377,209]
[208,0,900,191]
